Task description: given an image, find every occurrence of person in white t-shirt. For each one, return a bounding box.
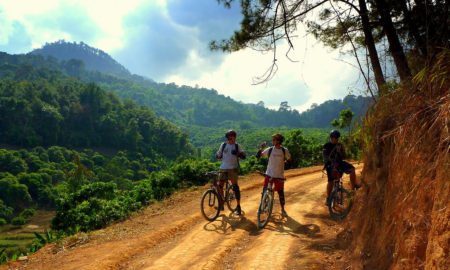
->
[216,130,246,215]
[256,133,291,216]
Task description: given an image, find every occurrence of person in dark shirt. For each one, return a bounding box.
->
[323,130,360,204]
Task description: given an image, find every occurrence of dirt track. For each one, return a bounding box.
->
[4,165,362,270]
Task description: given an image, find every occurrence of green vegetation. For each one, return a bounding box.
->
[0,42,367,264]
[3,43,372,129]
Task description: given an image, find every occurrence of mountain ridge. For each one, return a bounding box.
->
[23,40,373,128]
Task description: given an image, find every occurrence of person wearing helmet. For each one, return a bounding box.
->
[323,130,359,205]
[216,130,246,215]
[256,133,291,216]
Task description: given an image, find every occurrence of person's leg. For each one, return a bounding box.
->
[230,178,240,205]
[341,161,359,190]
[349,168,359,189]
[326,166,333,204]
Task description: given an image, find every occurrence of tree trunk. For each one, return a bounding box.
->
[399,0,427,57]
[358,0,386,90]
[374,0,412,81]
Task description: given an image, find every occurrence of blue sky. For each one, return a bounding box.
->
[0,0,365,111]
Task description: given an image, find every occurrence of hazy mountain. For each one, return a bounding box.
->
[30,40,131,77]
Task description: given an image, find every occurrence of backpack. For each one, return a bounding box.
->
[268,146,290,170]
[220,142,239,158]
[220,142,241,170]
[268,146,286,159]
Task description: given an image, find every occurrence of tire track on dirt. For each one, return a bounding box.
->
[127,173,325,270]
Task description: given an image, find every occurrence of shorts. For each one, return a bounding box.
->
[219,168,239,182]
[263,175,285,192]
[326,161,355,182]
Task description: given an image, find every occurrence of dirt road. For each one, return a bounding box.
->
[4,165,362,270]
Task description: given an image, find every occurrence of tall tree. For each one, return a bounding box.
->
[373,0,412,80]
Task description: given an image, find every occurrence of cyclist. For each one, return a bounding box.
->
[216,130,246,215]
[256,133,291,216]
[323,130,360,205]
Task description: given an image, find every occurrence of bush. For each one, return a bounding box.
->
[52,182,130,232]
[0,218,7,225]
[19,208,35,219]
[11,216,26,225]
[170,159,216,186]
[148,171,178,200]
[131,180,154,205]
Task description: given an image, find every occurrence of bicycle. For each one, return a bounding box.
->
[325,164,353,220]
[200,171,238,221]
[257,176,278,229]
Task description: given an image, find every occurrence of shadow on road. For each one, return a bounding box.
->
[264,214,322,239]
[202,211,257,234]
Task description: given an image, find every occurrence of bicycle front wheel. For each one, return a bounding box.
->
[225,185,238,212]
[200,189,220,221]
[328,187,352,220]
[257,191,274,229]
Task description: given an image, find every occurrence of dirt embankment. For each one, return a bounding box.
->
[2,165,363,270]
[346,51,449,269]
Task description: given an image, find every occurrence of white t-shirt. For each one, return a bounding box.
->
[261,146,291,179]
[217,143,244,170]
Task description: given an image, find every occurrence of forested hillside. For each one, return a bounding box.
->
[25,41,372,128]
[0,55,191,159]
[30,40,130,77]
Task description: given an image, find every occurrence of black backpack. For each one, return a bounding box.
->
[268,146,290,170]
[268,146,286,159]
[219,142,239,158]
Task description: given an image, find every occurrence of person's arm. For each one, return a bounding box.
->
[339,143,347,159]
[285,148,292,161]
[238,144,246,159]
[216,143,224,160]
[323,144,331,165]
[256,146,270,159]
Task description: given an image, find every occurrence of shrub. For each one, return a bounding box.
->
[0,218,7,225]
[148,171,178,200]
[19,208,35,219]
[11,216,26,225]
[170,159,216,186]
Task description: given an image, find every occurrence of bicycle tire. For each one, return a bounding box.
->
[257,191,274,229]
[200,189,221,221]
[225,185,238,212]
[328,187,353,220]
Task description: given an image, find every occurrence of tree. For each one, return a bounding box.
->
[279,101,291,112]
[331,108,354,133]
[213,0,448,89]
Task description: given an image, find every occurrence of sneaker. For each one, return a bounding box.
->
[281,209,288,217]
[235,205,241,215]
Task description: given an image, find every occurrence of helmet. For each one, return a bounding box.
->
[330,130,341,138]
[272,133,284,143]
[225,130,237,139]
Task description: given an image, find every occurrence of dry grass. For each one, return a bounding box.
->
[347,50,449,270]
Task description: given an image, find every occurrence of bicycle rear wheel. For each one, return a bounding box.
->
[200,189,221,221]
[257,191,273,229]
[328,187,352,220]
[225,185,238,212]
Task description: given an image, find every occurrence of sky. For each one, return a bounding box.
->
[0,0,367,112]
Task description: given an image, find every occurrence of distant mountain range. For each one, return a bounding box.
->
[3,40,373,129]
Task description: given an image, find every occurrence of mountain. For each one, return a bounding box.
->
[0,53,191,159]
[30,40,131,77]
[22,41,372,128]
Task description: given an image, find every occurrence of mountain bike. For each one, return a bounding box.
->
[326,165,353,220]
[200,171,238,221]
[257,177,276,229]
